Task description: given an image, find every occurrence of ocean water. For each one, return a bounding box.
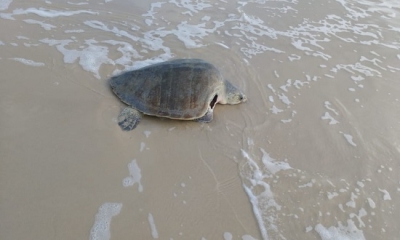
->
[1,0,400,239]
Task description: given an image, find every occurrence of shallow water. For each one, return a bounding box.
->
[1,0,400,239]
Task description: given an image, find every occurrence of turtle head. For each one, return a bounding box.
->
[220,80,247,105]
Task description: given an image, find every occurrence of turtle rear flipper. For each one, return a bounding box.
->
[118,107,142,131]
[194,108,213,123]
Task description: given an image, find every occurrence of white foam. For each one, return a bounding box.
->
[351,75,364,81]
[241,149,291,239]
[280,79,292,92]
[267,84,276,93]
[270,105,283,114]
[223,232,232,240]
[64,29,84,33]
[102,40,142,69]
[367,198,376,208]
[84,21,140,42]
[170,0,211,15]
[247,138,254,146]
[299,179,315,188]
[293,79,308,89]
[173,21,213,48]
[144,130,151,138]
[314,219,365,240]
[215,42,229,49]
[346,192,358,208]
[378,189,391,200]
[292,39,312,51]
[10,58,45,67]
[260,152,291,176]
[341,133,357,147]
[148,213,159,239]
[325,74,334,78]
[350,208,367,228]
[288,54,301,61]
[140,142,145,152]
[334,63,381,78]
[321,112,339,125]
[90,203,122,240]
[278,93,291,105]
[122,159,143,192]
[324,101,339,115]
[142,2,164,19]
[327,192,338,200]
[67,1,89,5]
[40,38,113,79]
[242,234,257,240]
[23,19,56,30]
[0,0,12,11]
[11,7,98,18]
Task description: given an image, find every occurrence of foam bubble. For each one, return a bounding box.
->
[148,213,159,239]
[40,38,113,79]
[11,7,98,18]
[340,132,357,147]
[122,159,143,192]
[241,149,291,239]
[143,130,151,138]
[260,148,291,174]
[346,192,358,208]
[10,58,45,67]
[0,0,12,10]
[64,29,84,33]
[324,101,339,115]
[140,142,145,152]
[378,189,391,200]
[327,192,339,200]
[350,208,367,228]
[223,232,232,240]
[278,93,292,105]
[241,235,257,240]
[315,219,365,240]
[90,203,122,240]
[170,0,211,15]
[321,112,339,125]
[367,198,376,209]
[23,19,56,30]
[270,105,283,114]
[268,96,274,102]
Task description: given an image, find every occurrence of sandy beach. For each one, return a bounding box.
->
[1,0,400,239]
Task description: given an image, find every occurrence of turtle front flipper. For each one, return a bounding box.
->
[194,108,213,123]
[118,107,142,131]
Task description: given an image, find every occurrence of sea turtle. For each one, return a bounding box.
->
[109,58,247,131]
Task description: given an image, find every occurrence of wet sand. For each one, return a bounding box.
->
[1,0,400,239]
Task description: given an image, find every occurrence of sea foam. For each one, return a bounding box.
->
[90,203,122,240]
